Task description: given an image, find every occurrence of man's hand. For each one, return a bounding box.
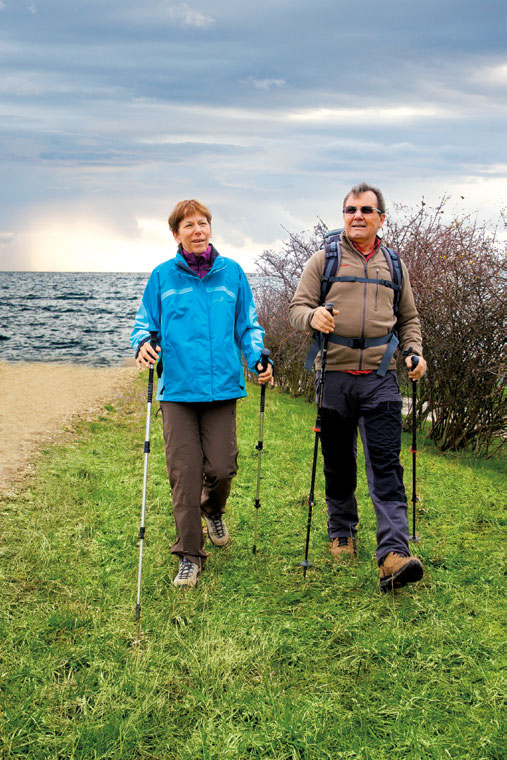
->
[310,306,339,334]
[405,354,427,381]
[256,362,274,386]
[136,341,161,370]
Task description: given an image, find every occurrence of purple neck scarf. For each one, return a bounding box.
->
[182,245,213,279]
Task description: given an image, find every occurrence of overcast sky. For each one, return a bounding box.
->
[1,0,505,271]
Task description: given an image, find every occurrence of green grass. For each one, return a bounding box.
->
[0,375,505,759]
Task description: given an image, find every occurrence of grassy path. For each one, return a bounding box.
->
[1,375,505,759]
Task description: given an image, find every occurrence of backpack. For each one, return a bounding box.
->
[304,229,403,376]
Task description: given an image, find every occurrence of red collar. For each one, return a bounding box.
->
[351,236,381,262]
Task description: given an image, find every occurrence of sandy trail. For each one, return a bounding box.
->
[0,361,137,494]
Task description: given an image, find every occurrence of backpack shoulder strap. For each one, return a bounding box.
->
[381,245,403,314]
[320,229,343,306]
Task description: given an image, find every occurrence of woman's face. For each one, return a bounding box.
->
[173,212,212,255]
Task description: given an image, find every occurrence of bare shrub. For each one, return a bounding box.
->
[255,222,328,399]
[386,199,506,456]
[255,201,505,456]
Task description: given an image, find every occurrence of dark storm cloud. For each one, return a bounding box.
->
[0,0,505,269]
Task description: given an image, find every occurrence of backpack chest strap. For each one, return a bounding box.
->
[328,275,401,291]
[327,333,393,350]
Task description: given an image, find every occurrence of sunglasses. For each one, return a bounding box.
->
[343,206,383,215]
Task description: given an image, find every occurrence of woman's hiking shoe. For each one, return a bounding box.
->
[379,552,423,593]
[174,557,200,588]
[330,536,355,559]
[202,513,229,546]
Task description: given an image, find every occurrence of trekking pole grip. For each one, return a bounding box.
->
[410,355,420,389]
[147,331,158,403]
[403,346,419,376]
[260,348,271,371]
[259,348,271,412]
[321,302,334,350]
[315,302,334,413]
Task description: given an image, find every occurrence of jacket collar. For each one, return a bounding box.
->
[341,232,382,260]
[175,244,225,277]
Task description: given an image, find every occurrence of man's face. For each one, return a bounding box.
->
[343,191,385,248]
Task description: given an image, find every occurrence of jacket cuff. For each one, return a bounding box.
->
[402,345,422,357]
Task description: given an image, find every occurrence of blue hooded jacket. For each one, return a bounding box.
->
[131,247,265,402]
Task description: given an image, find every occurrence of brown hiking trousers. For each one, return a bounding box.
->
[160,399,238,567]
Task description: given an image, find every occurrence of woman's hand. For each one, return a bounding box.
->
[136,341,161,370]
[257,362,274,386]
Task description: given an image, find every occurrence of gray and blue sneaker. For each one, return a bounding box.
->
[202,513,229,546]
[174,557,200,588]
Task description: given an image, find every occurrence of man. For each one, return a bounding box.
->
[289,182,427,592]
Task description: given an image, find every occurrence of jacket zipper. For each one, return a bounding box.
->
[174,255,225,402]
[359,259,369,370]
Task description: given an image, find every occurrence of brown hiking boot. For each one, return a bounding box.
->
[330,536,355,559]
[379,552,423,593]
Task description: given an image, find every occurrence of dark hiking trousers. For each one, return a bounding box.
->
[160,399,238,567]
[318,370,410,563]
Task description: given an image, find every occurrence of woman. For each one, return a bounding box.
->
[131,199,272,588]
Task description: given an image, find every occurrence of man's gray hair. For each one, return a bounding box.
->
[344,182,386,214]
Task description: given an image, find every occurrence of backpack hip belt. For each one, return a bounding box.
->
[305,332,399,376]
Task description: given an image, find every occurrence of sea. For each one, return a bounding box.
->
[0,271,264,366]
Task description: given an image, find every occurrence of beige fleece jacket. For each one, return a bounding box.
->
[289,233,423,371]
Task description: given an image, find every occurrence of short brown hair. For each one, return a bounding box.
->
[168,199,212,233]
[344,183,386,214]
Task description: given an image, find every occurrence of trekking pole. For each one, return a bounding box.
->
[301,302,334,578]
[135,331,158,622]
[409,355,420,542]
[253,348,271,555]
